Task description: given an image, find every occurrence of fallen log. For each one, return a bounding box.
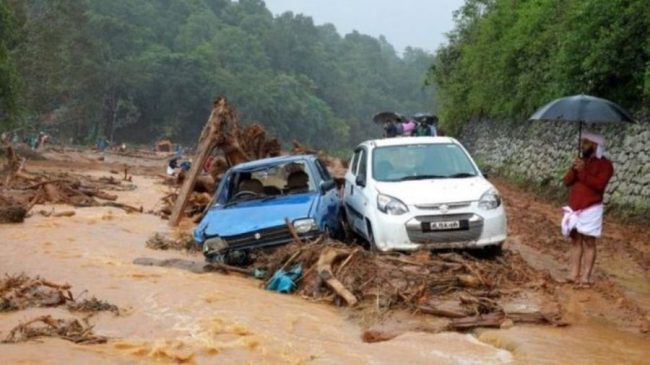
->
[418,304,466,318]
[100,202,143,213]
[447,310,567,330]
[317,247,358,306]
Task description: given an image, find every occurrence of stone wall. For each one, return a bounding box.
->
[461,118,650,213]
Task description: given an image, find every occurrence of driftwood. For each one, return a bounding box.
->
[100,202,143,213]
[2,315,107,345]
[447,311,568,330]
[418,305,466,318]
[316,247,358,306]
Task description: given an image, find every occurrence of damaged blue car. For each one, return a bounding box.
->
[193,155,342,263]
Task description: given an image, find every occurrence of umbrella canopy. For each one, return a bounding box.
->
[529,94,636,157]
[412,113,438,125]
[528,94,635,124]
[372,111,403,124]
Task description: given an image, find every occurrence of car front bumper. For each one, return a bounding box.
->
[202,225,321,257]
[371,203,507,251]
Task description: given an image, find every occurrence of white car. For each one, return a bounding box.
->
[343,137,506,252]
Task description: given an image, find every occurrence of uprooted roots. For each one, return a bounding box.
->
[2,315,108,344]
[252,239,565,330]
[0,274,119,315]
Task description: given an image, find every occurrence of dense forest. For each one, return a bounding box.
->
[0,0,434,150]
[431,0,650,134]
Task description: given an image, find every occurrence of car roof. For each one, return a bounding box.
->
[360,136,457,148]
[231,154,316,171]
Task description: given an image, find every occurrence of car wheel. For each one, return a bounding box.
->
[206,253,226,264]
[366,220,380,253]
[482,243,503,257]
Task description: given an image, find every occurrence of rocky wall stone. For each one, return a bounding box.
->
[461,118,650,213]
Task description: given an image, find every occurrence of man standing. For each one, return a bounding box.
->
[561,131,613,288]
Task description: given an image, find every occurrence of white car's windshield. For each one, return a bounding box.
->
[372,143,478,182]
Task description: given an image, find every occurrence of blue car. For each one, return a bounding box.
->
[194,155,342,263]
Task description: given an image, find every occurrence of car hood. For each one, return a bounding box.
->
[194,193,318,242]
[375,177,493,205]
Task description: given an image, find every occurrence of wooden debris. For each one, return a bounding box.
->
[317,247,358,306]
[244,238,563,330]
[2,315,107,345]
[0,153,141,220]
[146,232,199,252]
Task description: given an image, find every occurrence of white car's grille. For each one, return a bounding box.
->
[414,201,472,210]
[405,213,483,244]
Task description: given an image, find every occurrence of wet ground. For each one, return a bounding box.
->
[0,154,648,364]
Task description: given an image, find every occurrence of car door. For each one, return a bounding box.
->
[345,147,369,237]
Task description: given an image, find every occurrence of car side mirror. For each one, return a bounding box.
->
[355,174,366,187]
[319,180,335,194]
[483,172,489,180]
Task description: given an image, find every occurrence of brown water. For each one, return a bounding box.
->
[1,170,648,364]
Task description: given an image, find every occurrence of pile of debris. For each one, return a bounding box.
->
[0,274,119,315]
[249,239,565,331]
[158,98,346,222]
[0,274,119,344]
[0,144,142,223]
[2,315,107,345]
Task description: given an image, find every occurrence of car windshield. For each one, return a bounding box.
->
[372,143,478,182]
[225,160,315,205]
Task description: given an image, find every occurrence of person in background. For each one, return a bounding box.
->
[400,118,416,136]
[383,120,401,138]
[429,116,439,136]
[561,131,614,288]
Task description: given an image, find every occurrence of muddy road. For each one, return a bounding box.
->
[1,152,648,364]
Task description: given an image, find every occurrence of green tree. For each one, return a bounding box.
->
[0,0,20,127]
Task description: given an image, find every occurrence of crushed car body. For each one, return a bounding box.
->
[194,154,341,262]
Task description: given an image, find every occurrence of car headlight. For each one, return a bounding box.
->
[203,236,227,254]
[377,194,409,215]
[293,218,316,234]
[478,188,501,210]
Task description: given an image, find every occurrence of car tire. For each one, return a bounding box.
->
[482,243,503,257]
[206,253,226,264]
[366,220,380,253]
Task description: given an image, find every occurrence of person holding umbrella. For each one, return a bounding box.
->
[530,94,635,288]
[561,131,613,288]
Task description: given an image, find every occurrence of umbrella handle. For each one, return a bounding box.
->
[577,122,582,159]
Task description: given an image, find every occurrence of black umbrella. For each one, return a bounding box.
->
[372,111,403,124]
[528,94,636,156]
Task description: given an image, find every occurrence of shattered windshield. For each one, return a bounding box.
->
[226,160,315,205]
[372,143,478,182]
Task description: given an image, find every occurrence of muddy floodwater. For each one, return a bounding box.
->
[1,161,649,364]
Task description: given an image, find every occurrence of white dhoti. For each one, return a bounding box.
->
[561,204,604,238]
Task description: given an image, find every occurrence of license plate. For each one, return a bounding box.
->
[429,221,460,230]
